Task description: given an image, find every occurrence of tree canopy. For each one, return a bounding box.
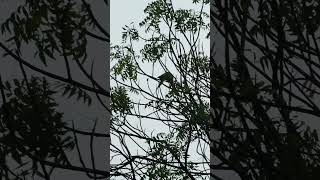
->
[1,0,320,179]
[110,0,210,179]
[210,0,320,179]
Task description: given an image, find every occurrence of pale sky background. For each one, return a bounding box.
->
[111,0,211,179]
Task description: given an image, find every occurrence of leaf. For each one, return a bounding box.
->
[249,25,259,37]
[68,86,77,98]
[44,48,54,59]
[62,85,70,96]
[260,56,270,71]
[5,81,11,90]
[312,130,319,141]
[13,79,20,86]
[11,151,22,164]
[58,83,92,105]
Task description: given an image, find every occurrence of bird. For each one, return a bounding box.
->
[157,71,174,88]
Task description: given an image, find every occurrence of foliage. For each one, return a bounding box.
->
[0,0,109,179]
[110,0,210,179]
[210,0,320,179]
[3,0,320,179]
[53,81,93,105]
[0,77,74,178]
[1,0,92,65]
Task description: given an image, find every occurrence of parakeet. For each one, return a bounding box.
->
[157,71,174,87]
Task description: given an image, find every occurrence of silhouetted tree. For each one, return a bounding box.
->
[0,76,74,179]
[210,0,320,179]
[0,0,110,179]
[3,0,320,179]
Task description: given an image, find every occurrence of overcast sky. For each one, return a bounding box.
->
[0,1,109,179]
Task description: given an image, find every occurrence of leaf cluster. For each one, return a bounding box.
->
[0,77,74,177]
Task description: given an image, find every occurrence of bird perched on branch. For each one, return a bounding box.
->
[157,71,174,88]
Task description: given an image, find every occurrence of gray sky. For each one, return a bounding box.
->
[0,1,109,179]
